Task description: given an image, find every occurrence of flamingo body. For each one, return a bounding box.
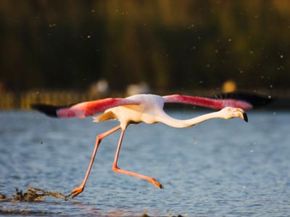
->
[32,93,251,198]
[97,94,165,127]
[95,94,249,129]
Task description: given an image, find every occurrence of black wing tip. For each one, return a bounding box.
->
[215,91,274,107]
[31,104,60,117]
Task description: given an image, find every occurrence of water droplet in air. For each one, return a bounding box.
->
[191,46,197,51]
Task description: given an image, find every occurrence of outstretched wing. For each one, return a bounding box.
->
[32,98,140,118]
[163,94,252,110]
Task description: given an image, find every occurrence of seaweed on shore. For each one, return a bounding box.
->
[0,187,66,202]
[0,188,184,217]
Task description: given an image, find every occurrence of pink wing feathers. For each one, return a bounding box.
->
[163,94,253,110]
[32,98,140,118]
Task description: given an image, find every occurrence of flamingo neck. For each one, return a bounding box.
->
[157,110,223,128]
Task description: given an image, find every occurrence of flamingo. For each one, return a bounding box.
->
[32,93,251,198]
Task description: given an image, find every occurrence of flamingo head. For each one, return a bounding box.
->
[219,107,248,122]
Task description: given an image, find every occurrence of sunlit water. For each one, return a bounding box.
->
[1,111,290,216]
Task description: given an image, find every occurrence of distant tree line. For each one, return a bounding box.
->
[0,0,289,92]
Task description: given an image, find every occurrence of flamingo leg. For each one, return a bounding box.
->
[112,128,163,189]
[68,125,121,199]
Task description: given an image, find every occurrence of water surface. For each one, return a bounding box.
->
[0,111,290,216]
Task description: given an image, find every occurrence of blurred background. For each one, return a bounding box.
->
[0,0,289,109]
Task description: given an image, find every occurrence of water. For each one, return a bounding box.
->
[1,111,290,216]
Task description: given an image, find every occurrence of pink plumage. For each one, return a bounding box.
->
[163,94,252,110]
[56,98,140,118]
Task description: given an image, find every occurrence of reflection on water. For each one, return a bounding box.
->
[1,111,290,216]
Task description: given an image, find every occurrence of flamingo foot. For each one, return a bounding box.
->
[66,186,84,200]
[150,178,163,189]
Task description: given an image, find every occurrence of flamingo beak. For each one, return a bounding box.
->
[242,112,248,122]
